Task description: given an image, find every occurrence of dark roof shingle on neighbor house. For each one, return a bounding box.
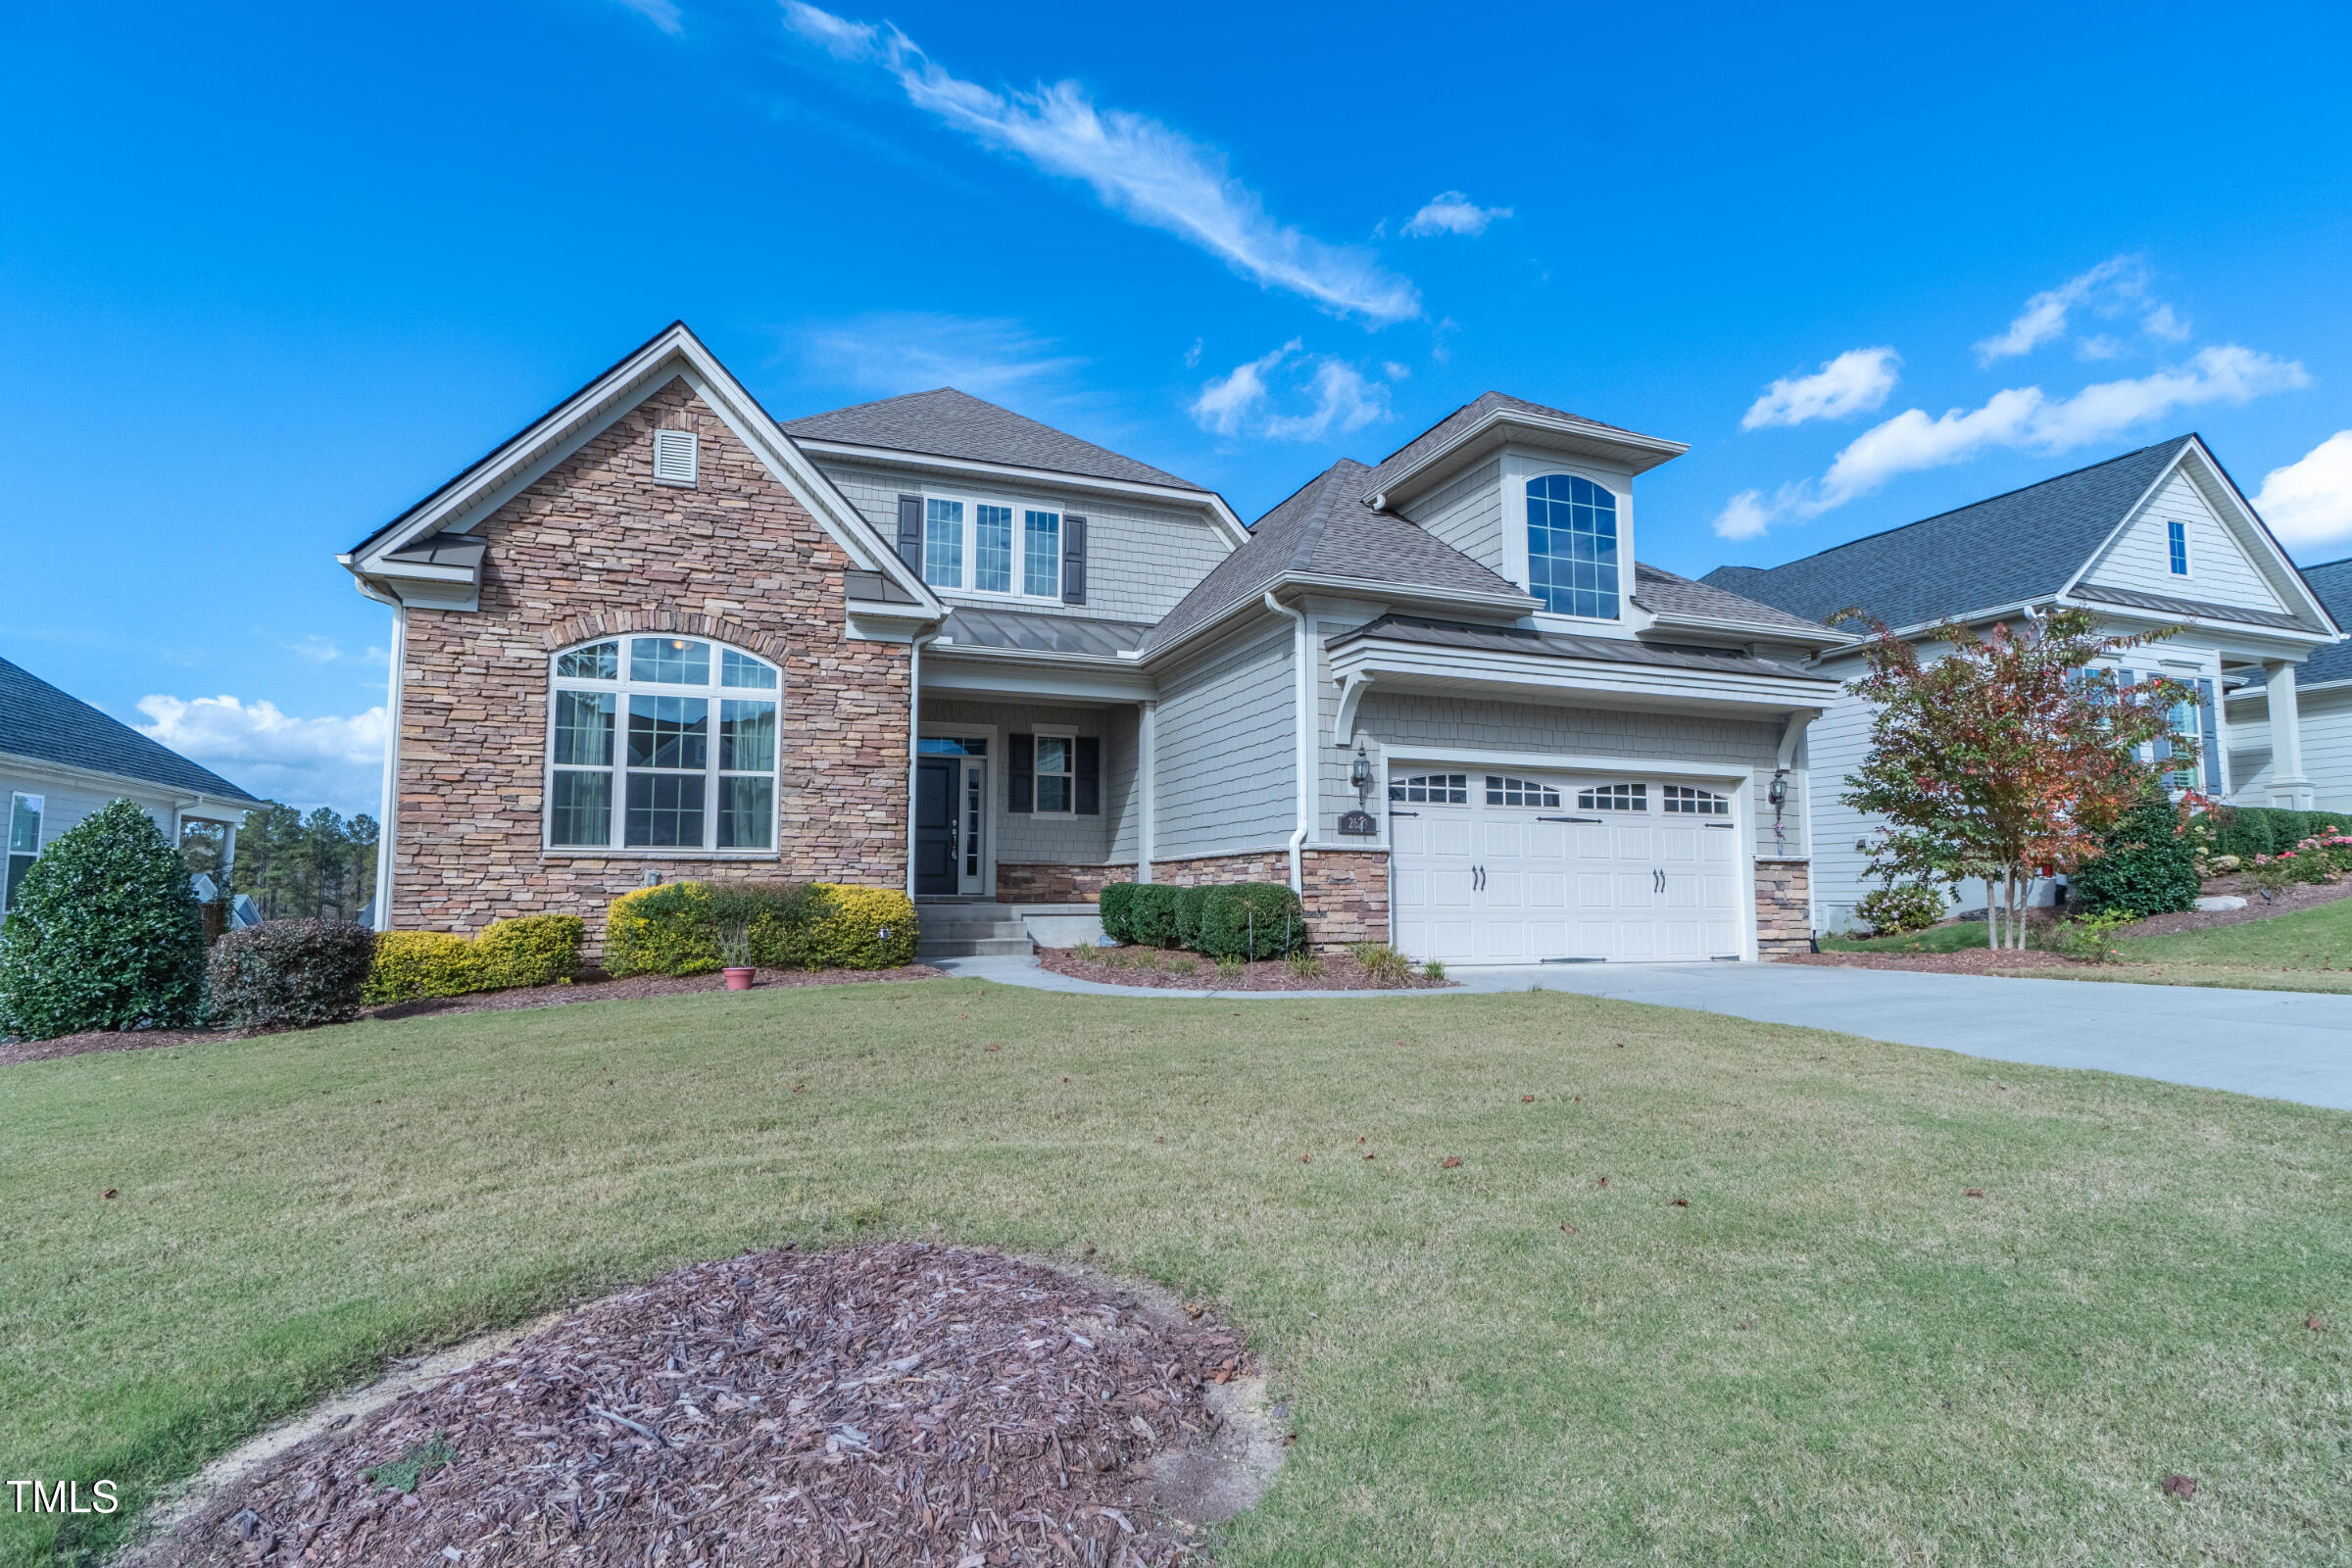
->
[784,388,1207,493]
[2297,558,2352,687]
[1701,437,2200,632]
[0,656,262,804]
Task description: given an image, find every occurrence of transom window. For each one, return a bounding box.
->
[923,491,1060,600]
[1391,773,1469,805]
[1485,775,1561,808]
[1663,784,1730,816]
[2167,518,2189,576]
[1527,473,1620,619]
[547,637,779,853]
[1576,782,1647,812]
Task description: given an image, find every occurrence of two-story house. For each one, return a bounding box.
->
[341,322,1845,964]
[1705,436,2344,932]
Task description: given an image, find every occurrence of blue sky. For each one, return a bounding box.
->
[4,0,2347,814]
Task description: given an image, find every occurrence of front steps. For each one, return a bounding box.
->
[914,902,1107,960]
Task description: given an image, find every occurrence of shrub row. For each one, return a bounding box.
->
[604,880,917,976]
[1097,880,1306,959]
[361,913,584,1004]
[2200,806,2352,862]
[2071,790,2202,917]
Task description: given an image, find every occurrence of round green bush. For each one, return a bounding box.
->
[0,798,207,1040]
[206,919,376,1029]
[2071,791,2200,917]
[1127,885,1183,949]
[1190,882,1307,959]
[1096,882,1142,944]
[1855,882,1946,936]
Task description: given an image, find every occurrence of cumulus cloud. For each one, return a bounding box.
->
[612,0,683,34]
[2252,430,2352,552]
[135,695,386,816]
[1720,345,2309,538]
[1975,254,2189,365]
[1399,191,1512,238]
[1188,341,1390,442]
[1740,347,1900,430]
[780,3,1419,324]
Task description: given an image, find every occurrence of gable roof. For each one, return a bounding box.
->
[1632,563,1839,640]
[0,655,261,804]
[2299,558,2352,687]
[1144,460,1528,654]
[1364,392,1669,493]
[1702,437,2201,630]
[785,388,1206,493]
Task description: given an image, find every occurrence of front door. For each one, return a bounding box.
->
[914,757,959,895]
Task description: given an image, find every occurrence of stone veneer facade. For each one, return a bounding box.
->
[1753,858,1812,958]
[994,849,1391,953]
[387,377,909,948]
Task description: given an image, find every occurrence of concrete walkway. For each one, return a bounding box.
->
[932,956,2352,1111]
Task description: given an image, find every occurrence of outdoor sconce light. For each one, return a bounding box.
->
[1767,771,1788,808]
[1349,743,1373,800]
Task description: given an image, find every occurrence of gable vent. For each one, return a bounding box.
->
[651,429,699,486]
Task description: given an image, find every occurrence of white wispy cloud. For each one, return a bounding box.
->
[135,695,386,816]
[1188,341,1390,442]
[779,3,1419,324]
[2252,430,2352,552]
[1400,191,1512,238]
[1740,347,1900,430]
[1975,254,2189,365]
[612,0,683,35]
[793,313,1086,401]
[1717,345,2309,538]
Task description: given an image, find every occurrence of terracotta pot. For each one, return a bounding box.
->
[723,966,756,991]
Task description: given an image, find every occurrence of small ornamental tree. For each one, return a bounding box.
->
[1837,607,2197,951]
[0,798,207,1039]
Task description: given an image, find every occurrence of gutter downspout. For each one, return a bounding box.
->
[373,602,407,932]
[906,630,939,899]
[1264,592,1311,895]
[1137,699,1156,884]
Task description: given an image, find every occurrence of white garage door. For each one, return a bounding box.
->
[1390,770,1745,964]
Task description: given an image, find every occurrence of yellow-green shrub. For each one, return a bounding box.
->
[363,931,485,1003]
[605,880,917,974]
[474,913,585,988]
[804,885,917,969]
[604,882,721,977]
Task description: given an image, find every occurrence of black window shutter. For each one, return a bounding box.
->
[1075,736,1101,815]
[1061,514,1087,605]
[896,494,923,576]
[1008,733,1035,813]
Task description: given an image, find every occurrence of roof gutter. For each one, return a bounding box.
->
[1264,592,1312,897]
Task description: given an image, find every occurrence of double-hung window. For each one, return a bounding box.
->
[4,793,42,913]
[1033,735,1075,813]
[547,637,780,852]
[918,491,1062,601]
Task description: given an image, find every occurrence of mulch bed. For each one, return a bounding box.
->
[152,1243,1259,1567]
[2119,875,2352,937]
[1038,945,1452,992]
[0,966,948,1069]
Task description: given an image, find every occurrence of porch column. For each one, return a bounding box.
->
[1136,699,1155,883]
[2264,660,2315,808]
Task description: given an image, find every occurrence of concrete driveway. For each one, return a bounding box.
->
[936,956,2352,1111]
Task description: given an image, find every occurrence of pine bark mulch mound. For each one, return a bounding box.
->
[0,966,948,1068]
[2120,875,2352,936]
[153,1243,1266,1567]
[1038,946,1451,991]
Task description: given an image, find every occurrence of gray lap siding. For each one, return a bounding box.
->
[1152,630,1298,858]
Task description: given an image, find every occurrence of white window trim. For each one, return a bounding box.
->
[919,487,1067,605]
[3,791,44,916]
[542,635,782,858]
[2165,517,2194,579]
[1497,447,1633,631]
[1029,724,1079,816]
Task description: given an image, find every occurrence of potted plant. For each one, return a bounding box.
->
[710,885,759,990]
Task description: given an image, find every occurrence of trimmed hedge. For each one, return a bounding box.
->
[1190,881,1307,959]
[0,798,206,1040]
[606,881,918,976]
[1174,886,1208,951]
[2203,806,2352,862]
[2072,790,2200,917]
[207,919,376,1029]
[1097,882,1142,944]
[1127,885,1183,949]
[363,914,586,1004]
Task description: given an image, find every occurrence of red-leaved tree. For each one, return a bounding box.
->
[1838,607,2200,949]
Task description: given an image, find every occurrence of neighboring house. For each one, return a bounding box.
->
[0,654,262,916]
[1705,435,2344,932]
[342,323,1844,964]
[2228,555,2352,811]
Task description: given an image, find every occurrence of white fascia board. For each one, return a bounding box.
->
[1331,640,1839,715]
[1139,574,1538,668]
[1372,407,1688,510]
[345,325,943,615]
[793,439,1250,547]
[0,749,259,817]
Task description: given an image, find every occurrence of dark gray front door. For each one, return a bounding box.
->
[914,757,959,895]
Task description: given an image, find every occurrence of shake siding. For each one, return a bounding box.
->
[2231,685,2352,810]
[919,698,1127,863]
[1402,458,1505,573]
[1796,668,1880,930]
[813,461,1231,623]
[1153,630,1296,858]
[2082,470,2285,611]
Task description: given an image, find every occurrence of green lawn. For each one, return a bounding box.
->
[2117,892,2352,971]
[6,981,2349,1566]
[1821,920,1994,954]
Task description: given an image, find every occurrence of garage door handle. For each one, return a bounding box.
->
[1654,868,1665,894]
[1388,809,1419,817]
[1541,815,1602,823]
[1473,865,1486,892]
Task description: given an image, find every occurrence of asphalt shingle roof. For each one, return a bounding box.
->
[1701,437,2200,630]
[1326,614,1816,680]
[784,388,1206,492]
[0,656,262,804]
[2298,558,2352,687]
[1362,392,1665,495]
[1144,460,1525,654]
[1632,563,1837,637]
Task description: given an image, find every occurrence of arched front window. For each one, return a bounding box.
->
[1527,473,1619,619]
[547,636,780,852]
